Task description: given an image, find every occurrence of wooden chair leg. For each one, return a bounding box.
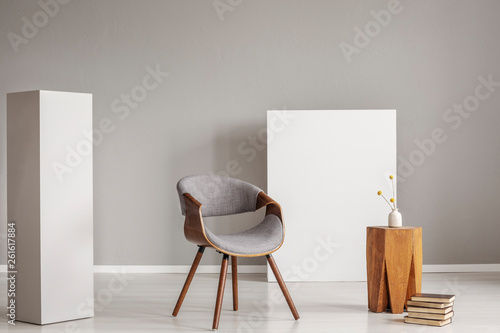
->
[266,254,300,320]
[231,256,238,311]
[172,246,205,317]
[213,254,229,330]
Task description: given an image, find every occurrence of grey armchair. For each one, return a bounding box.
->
[172,175,299,330]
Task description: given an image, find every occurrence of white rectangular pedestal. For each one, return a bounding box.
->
[267,110,396,282]
[7,90,94,324]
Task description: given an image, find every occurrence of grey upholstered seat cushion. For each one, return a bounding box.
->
[204,214,283,255]
[177,174,283,255]
[177,175,262,217]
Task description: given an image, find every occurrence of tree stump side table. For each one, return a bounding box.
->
[366,226,422,314]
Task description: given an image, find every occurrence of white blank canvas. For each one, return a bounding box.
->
[267,110,396,281]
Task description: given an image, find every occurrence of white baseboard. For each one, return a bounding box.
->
[422,264,500,273]
[92,265,267,274]
[1,264,499,274]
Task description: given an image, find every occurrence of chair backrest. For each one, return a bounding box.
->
[177,175,262,217]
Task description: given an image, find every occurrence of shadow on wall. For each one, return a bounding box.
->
[169,121,269,266]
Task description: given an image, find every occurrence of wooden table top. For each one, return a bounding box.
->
[367,226,421,230]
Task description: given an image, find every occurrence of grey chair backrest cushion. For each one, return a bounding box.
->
[177,175,262,217]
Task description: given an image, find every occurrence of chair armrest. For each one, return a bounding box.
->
[256,191,283,222]
[183,193,211,246]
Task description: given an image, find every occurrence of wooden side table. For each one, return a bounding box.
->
[366,226,422,314]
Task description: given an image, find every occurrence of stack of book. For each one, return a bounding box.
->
[404,293,455,327]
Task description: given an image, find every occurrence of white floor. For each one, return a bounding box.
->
[0,272,499,332]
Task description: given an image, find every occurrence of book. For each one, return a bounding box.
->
[404,316,452,327]
[407,306,453,314]
[411,293,455,303]
[407,300,454,309]
[408,311,454,321]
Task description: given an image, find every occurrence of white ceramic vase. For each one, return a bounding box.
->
[388,208,402,228]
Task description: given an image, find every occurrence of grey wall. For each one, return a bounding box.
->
[1,0,499,266]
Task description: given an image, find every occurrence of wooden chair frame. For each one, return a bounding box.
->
[172,191,299,330]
